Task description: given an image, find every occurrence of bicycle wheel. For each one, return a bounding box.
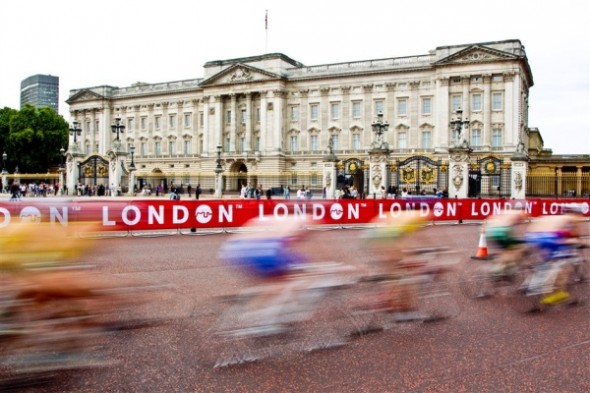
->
[459,260,495,299]
[344,276,394,336]
[568,254,590,305]
[505,266,542,313]
[418,277,461,323]
[204,293,281,368]
[295,286,357,353]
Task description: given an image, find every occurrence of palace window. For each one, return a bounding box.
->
[311,173,318,186]
[169,140,176,155]
[128,118,135,130]
[226,110,232,124]
[184,140,191,155]
[241,109,247,124]
[421,131,432,149]
[397,98,407,116]
[199,112,204,128]
[330,102,340,120]
[422,97,432,115]
[352,101,361,119]
[492,128,503,147]
[290,106,299,121]
[398,132,407,149]
[155,141,161,155]
[472,94,482,111]
[352,133,361,150]
[331,134,339,150]
[374,100,384,116]
[141,141,147,157]
[492,93,503,110]
[310,104,319,121]
[451,95,462,112]
[169,115,176,129]
[290,135,298,151]
[184,113,192,128]
[471,128,482,147]
[155,116,161,129]
[310,134,318,151]
[141,117,147,130]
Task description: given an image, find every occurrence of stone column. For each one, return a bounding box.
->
[57,167,65,196]
[201,97,210,156]
[368,151,389,198]
[65,153,83,196]
[510,152,528,199]
[362,85,373,147]
[215,96,223,150]
[435,77,450,150]
[100,105,112,155]
[109,149,128,197]
[448,147,472,198]
[483,74,492,147]
[128,167,136,196]
[272,90,286,152]
[323,150,338,199]
[260,91,269,152]
[245,93,252,152]
[229,94,237,153]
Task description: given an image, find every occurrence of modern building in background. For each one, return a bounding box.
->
[65,39,589,198]
[20,74,59,112]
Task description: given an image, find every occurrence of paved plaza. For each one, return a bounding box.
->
[7,222,588,393]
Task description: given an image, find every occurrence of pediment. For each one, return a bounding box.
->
[434,45,518,66]
[200,64,283,86]
[66,89,105,103]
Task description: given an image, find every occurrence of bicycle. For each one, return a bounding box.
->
[459,246,540,300]
[348,246,462,335]
[0,222,179,388]
[205,261,360,368]
[507,243,589,313]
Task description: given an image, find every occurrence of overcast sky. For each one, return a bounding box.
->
[1,0,588,154]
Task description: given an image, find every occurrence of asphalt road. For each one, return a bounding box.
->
[7,223,590,393]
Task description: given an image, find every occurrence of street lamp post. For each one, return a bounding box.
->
[369,111,390,198]
[371,111,389,150]
[111,117,125,149]
[214,145,223,198]
[58,147,65,196]
[450,108,469,148]
[128,144,136,196]
[1,152,7,193]
[69,121,82,150]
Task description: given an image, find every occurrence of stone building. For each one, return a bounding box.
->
[65,39,589,198]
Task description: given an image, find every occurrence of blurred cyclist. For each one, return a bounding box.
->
[484,209,529,278]
[523,206,586,305]
[363,211,432,320]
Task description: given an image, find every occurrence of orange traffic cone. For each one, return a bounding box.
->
[475,226,488,258]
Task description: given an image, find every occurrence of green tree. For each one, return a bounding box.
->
[2,105,68,173]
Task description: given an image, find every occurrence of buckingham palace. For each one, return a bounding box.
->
[64,39,589,199]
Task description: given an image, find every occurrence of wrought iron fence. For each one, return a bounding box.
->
[527,172,590,198]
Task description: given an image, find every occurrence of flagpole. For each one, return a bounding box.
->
[265,10,268,53]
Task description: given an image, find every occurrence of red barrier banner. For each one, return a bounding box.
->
[0,198,588,231]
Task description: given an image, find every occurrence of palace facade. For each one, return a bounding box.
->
[65,39,589,198]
